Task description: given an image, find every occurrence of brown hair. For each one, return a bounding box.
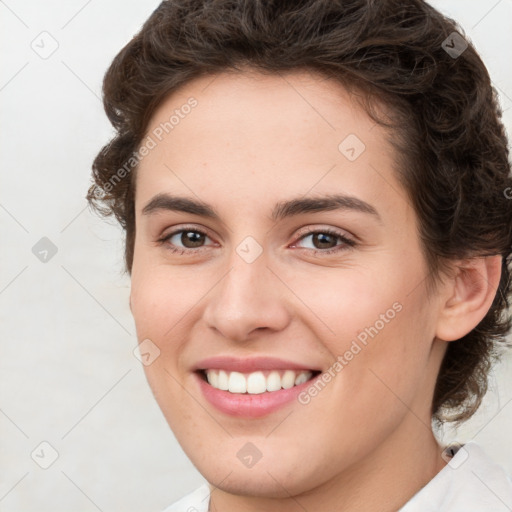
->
[87,0,512,424]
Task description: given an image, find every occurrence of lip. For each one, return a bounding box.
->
[192,357,322,418]
[193,356,321,373]
[194,372,320,418]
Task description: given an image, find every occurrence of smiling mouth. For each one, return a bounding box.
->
[198,369,321,394]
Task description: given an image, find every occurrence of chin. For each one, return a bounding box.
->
[185,441,330,499]
[202,466,305,499]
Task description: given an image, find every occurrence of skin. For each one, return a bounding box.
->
[129,69,501,511]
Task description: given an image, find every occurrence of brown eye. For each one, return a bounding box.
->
[293,229,356,254]
[160,228,214,252]
[180,230,206,248]
[311,232,338,249]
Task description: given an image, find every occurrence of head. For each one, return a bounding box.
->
[88,0,512,497]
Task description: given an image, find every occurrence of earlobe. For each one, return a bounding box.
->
[435,255,502,342]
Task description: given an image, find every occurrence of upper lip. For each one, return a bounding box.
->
[193,356,321,373]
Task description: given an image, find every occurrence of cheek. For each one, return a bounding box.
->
[130,264,197,428]
[285,260,414,344]
[130,278,169,341]
[129,263,189,406]
[130,260,204,340]
[290,255,434,400]
[129,260,215,410]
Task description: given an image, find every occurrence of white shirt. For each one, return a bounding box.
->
[162,442,512,511]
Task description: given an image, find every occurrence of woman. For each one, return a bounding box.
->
[88,0,512,510]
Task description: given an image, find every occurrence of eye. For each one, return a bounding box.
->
[292,228,356,254]
[157,226,355,256]
[158,226,216,254]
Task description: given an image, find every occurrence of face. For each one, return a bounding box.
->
[130,70,447,497]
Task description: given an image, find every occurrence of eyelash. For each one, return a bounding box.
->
[293,228,356,255]
[157,225,356,256]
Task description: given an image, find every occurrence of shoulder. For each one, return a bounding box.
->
[400,442,512,512]
[161,484,210,512]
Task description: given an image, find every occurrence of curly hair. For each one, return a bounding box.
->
[87,0,512,424]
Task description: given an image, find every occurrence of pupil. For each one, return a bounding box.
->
[314,233,336,249]
[182,231,205,248]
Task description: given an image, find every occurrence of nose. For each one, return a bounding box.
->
[202,251,291,342]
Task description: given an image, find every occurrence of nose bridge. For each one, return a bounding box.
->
[224,257,262,306]
[202,244,290,341]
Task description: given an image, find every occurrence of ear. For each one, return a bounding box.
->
[435,255,502,342]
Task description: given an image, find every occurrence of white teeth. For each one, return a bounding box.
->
[217,370,229,391]
[228,371,246,393]
[246,371,267,394]
[207,370,219,388]
[294,372,310,385]
[204,369,314,394]
[266,371,282,392]
[281,370,296,389]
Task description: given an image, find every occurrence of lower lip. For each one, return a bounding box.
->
[195,372,319,418]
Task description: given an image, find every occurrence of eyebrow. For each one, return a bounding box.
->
[142,193,381,222]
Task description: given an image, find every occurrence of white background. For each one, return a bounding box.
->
[1,1,511,511]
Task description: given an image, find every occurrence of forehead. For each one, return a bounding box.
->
[136,69,410,222]
[145,68,380,145]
